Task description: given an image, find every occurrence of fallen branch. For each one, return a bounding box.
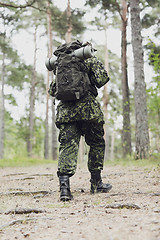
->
[105,203,141,209]
[31,173,54,177]
[110,193,126,196]
[0,216,54,230]
[151,193,160,196]
[0,219,25,230]
[5,208,45,215]
[19,177,35,180]
[134,192,160,196]
[3,173,27,177]
[0,190,52,197]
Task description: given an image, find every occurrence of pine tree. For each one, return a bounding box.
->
[130,0,150,159]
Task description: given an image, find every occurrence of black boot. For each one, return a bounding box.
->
[90,171,112,193]
[59,175,73,201]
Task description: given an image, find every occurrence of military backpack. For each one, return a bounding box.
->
[48,40,92,102]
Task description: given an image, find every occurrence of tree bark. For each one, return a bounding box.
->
[44,1,51,159]
[44,69,49,159]
[28,25,37,157]
[130,0,150,159]
[110,130,115,160]
[52,101,57,160]
[65,0,72,43]
[45,0,57,160]
[121,0,132,156]
[0,51,5,159]
[103,28,110,161]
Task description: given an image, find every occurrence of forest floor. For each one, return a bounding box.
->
[0,162,159,240]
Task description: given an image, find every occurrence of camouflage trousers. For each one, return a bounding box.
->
[57,121,105,177]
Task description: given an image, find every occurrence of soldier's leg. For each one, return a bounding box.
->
[84,121,105,172]
[57,122,81,201]
[83,121,112,193]
[57,122,81,177]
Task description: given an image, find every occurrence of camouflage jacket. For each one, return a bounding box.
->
[55,56,109,127]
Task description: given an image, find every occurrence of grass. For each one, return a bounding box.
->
[0,156,57,168]
[46,202,70,209]
[104,153,160,169]
[0,153,159,169]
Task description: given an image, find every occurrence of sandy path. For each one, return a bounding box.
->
[0,163,159,240]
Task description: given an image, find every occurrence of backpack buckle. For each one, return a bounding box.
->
[75,92,80,99]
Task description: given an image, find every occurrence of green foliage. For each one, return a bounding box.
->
[85,0,120,13]
[147,41,160,74]
[71,9,86,37]
[15,116,42,157]
[147,82,160,149]
[146,41,160,94]
[141,0,160,36]
[6,63,32,89]
[4,112,27,158]
[85,0,99,7]
[101,0,120,12]
[50,6,86,40]
[141,0,160,8]
[0,1,25,34]
[145,40,160,152]
[3,111,46,159]
[0,34,32,89]
[32,117,45,156]
[5,94,17,106]
[142,13,157,28]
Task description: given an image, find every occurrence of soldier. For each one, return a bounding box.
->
[54,45,112,201]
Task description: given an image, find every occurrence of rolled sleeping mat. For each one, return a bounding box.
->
[45,55,57,71]
[73,45,95,60]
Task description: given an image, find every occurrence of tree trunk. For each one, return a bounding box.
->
[44,1,51,159]
[121,0,132,156]
[130,0,150,159]
[65,0,72,43]
[110,130,115,160]
[103,28,110,161]
[28,25,37,157]
[45,0,57,160]
[0,52,5,159]
[52,101,57,160]
[44,70,49,159]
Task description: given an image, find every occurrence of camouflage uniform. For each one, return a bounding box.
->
[56,56,109,177]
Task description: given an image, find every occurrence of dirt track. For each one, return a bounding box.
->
[0,163,159,240]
